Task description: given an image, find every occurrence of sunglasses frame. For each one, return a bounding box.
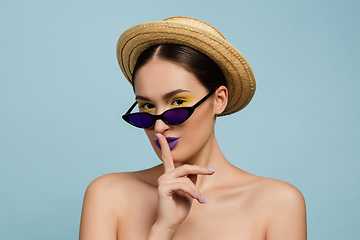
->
[122,91,214,128]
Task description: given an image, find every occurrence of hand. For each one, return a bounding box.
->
[154,133,215,233]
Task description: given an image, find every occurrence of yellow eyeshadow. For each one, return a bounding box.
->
[169,94,195,107]
[137,101,154,112]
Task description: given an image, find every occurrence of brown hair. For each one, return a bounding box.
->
[132,44,227,92]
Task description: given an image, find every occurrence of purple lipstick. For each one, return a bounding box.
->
[155,137,179,150]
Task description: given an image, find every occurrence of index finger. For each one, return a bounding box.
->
[156,133,175,173]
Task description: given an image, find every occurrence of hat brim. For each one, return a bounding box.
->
[117,20,256,116]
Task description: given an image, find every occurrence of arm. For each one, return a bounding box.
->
[265,182,307,240]
[79,175,118,240]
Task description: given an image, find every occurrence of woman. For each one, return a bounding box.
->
[79,17,306,240]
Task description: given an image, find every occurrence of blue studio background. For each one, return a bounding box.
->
[1,0,359,239]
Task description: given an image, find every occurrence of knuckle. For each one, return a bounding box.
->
[178,178,190,188]
[157,175,166,184]
[177,181,184,188]
[178,164,192,172]
[158,175,172,186]
[158,184,166,192]
[182,164,192,169]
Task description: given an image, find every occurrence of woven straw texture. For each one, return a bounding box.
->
[117,16,256,116]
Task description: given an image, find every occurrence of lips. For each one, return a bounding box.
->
[155,137,179,150]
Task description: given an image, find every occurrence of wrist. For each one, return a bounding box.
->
[146,221,178,240]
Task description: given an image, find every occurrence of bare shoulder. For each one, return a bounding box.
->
[86,172,139,192]
[82,172,138,215]
[248,177,307,239]
[84,171,150,205]
[231,170,304,204]
[252,177,305,207]
[83,165,160,206]
[80,172,150,239]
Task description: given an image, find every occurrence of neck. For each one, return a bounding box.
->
[174,132,234,190]
[178,133,223,166]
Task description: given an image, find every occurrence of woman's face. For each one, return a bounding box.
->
[133,58,217,164]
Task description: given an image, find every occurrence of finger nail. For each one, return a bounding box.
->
[195,192,199,199]
[207,168,215,172]
[201,196,207,204]
[155,133,159,140]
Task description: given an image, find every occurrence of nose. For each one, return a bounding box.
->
[154,118,170,133]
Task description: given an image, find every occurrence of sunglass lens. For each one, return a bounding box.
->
[128,113,153,128]
[164,109,189,124]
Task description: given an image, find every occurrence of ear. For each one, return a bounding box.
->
[213,86,228,115]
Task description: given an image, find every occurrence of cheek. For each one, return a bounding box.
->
[172,106,215,161]
[185,110,213,136]
[190,101,214,130]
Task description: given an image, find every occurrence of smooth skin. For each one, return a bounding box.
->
[79,58,307,240]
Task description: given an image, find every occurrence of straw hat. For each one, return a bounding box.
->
[116,16,256,115]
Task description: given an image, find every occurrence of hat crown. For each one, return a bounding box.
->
[163,16,226,40]
[117,16,256,115]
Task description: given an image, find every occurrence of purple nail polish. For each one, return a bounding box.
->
[201,196,207,204]
[155,134,159,140]
[195,193,199,199]
[207,168,215,172]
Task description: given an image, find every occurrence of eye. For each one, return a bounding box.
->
[139,102,155,110]
[172,99,186,106]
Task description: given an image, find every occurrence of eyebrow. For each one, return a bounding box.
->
[135,89,190,101]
